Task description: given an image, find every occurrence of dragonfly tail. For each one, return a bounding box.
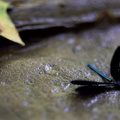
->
[87,63,112,82]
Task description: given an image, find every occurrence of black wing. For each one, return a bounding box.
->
[71,80,118,86]
[110,46,120,81]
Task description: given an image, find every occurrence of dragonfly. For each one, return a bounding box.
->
[71,46,120,90]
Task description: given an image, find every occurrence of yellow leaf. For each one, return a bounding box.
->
[0,1,25,46]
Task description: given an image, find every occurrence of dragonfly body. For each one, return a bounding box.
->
[71,46,120,88]
[110,46,120,81]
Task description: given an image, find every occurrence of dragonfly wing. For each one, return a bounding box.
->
[71,80,117,85]
[71,80,99,85]
[110,46,120,81]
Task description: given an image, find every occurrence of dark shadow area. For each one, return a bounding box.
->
[19,22,96,43]
[74,85,120,99]
[0,21,96,47]
[0,21,96,55]
[0,17,120,55]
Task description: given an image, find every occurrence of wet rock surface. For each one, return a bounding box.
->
[0,0,120,120]
[0,23,120,120]
[4,0,120,31]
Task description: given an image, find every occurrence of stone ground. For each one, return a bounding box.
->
[0,24,120,120]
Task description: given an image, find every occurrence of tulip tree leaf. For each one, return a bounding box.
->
[0,1,25,46]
